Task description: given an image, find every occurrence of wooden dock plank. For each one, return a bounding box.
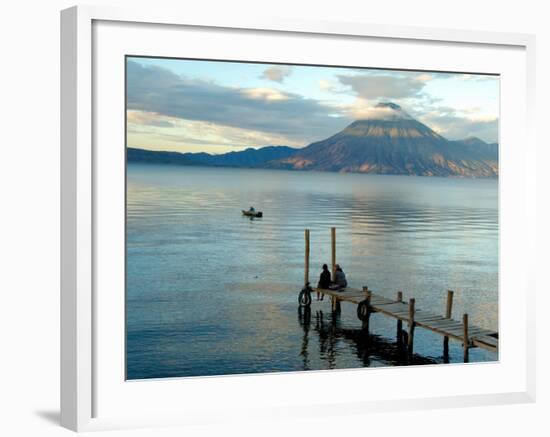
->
[421,325,495,340]
[468,328,497,337]
[372,301,409,307]
[421,326,465,339]
[414,315,445,323]
[372,302,409,311]
[425,320,464,329]
[472,336,498,348]
[427,321,463,330]
[335,291,366,297]
[371,297,396,304]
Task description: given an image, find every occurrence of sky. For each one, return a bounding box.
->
[126,56,499,154]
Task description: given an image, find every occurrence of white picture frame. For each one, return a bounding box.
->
[61,5,536,432]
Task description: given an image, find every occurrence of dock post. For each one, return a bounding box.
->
[463,313,469,363]
[396,291,403,343]
[407,298,416,359]
[304,229,310,286]
[331,295,341,314]
[331,227,336,281]
[443,290,454,361]
[361,287,372,332]
[330,227,340,313]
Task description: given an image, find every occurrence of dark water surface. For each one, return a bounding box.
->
[126,164,498,379]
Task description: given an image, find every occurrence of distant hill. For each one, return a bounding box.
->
[127,102,499,178]
[450,136,499,161]
[127,145,297,168]
[182,145,298,167]
[127,147,197,165]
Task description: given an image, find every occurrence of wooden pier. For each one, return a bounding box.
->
[298,227,498,362]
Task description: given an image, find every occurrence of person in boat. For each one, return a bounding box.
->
[316,264,331,301]
[249,206,256,213]
[333,264,347,290]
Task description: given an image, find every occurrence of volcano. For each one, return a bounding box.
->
[269,102,498,177]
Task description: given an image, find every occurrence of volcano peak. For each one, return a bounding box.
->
[352,102,415,123]
[375,102,402,110]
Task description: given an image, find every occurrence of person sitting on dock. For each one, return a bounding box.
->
[332,264,348,290]
[317,264,331,300]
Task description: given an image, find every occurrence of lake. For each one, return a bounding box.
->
[126,163,498,379]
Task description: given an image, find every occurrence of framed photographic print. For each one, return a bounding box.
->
[61,5,536,431]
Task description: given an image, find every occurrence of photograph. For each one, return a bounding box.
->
[125,56,499,380]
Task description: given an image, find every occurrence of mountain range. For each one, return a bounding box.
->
[128,102,498,178]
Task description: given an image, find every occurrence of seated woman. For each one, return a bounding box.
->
[333,264,347,290]
[316,264,331,300]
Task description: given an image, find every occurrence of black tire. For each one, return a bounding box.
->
[298,290,312,307]
[357,300,369,320]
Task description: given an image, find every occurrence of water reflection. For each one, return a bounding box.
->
[298,307,438,369]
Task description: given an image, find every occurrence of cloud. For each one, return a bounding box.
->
[417,106,498,143]
[453,73,498,82]
[126,110,305,153]
[127,110,175,128]
[127,61,350,145]
[126,61,499,148]
[241,87,290,102]
[337,99,414,121]
[414,74,433,82]
[336,73,427,99]
[319,79,334,92]
[260,66,293,83]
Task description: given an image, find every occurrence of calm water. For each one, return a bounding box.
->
[126,164,498,379]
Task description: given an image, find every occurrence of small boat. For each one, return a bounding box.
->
[242,210,263,218]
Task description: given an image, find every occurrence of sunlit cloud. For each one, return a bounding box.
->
[127,110,305,153]
[319,79,334,92]
[241,87,290,102]
[127,110,175,128]
[414,73,433,82]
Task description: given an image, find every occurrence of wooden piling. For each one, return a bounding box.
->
[443,290,454,359]
[396,291,403,343]
[463,313,469,363]
[331,295,341,313]
[408,298,416,359]
[362,287,372,332]
[304,229,310,286]
[445,290,454,318]
[331,227,336,280]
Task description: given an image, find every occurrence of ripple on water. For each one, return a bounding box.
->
[126,164,499,379]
